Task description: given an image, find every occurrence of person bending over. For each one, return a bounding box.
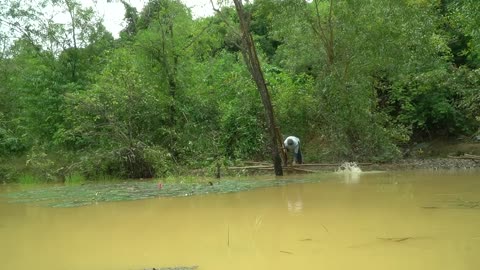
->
[283,136,303,165]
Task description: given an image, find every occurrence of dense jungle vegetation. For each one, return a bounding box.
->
[0,0,479,181]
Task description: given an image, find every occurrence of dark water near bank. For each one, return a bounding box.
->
[1,170,480,270]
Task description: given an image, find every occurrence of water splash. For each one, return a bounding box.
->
[337,162,362,173]
[336,162,362,183]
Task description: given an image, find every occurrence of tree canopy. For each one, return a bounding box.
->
[1,0,479,180]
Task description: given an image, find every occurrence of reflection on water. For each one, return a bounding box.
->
[286,199,303,213]
[1,170,480,270]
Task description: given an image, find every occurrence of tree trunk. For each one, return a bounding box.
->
[307,0,335,67]
[233,0,283,176]
[65,0,78,81]
[158,17,178,158]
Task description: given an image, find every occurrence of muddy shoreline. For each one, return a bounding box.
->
[234,157,480,175]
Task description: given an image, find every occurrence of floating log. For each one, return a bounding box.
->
[243,161,272,165]
[291,167,318,173]
[228,165,314,171]
[294,162,373,167]
[254,167,275,171]
[292,163,338,167]
[244,167,323,173]
[143,266,198,270]
[227,165,274,170]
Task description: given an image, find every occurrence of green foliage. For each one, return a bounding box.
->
[220,99,266,159]
[61,47,171,178]
[136,0,192,30]
[0,115,26,155]
[180,50,268,162]
[312,70,403,162]
[264,0,479,160]
[445,0,480,67]
[25,146,58,181]
[119,0,139,39]
[390,68,478,137]
[267,67,316,139]
[1,0,479,178]
[6,38,61,145]
[0,163,17,183]
[451,67,480,134]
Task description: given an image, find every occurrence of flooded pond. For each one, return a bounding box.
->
[1,170,480,270]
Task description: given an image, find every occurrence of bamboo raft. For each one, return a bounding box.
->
[227,162,374,173]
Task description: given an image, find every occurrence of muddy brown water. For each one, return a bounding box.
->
[1,170,480,270]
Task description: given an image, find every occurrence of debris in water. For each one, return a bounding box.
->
[4,178,327,208]
[299,238,312,241]
[377,237,411,242]
[421,206,441,209]
[144,267,198,270]
[280,250,293,254]
[351,236,429,248]
[455,199,480,209]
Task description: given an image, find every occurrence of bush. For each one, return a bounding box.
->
[312,72,403,162]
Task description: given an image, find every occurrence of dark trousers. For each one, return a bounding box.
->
[294,148,303,164]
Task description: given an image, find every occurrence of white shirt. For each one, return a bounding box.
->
[284,136,300,154]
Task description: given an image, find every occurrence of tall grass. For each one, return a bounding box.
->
[64,173,86,185]
[18,174,40,184]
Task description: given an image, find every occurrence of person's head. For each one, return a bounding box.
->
[287,138,294,146]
